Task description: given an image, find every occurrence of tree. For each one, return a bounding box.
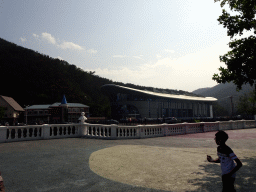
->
[212,0,256,90]
[212,102,229,117]
[236,91,256,116]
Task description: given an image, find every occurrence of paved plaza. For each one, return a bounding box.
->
[0,128,256,191]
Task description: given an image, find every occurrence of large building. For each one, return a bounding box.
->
[101,84,217,120]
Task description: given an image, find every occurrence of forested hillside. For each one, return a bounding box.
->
[0,38,116,117]
[0,38,199,118]
[193,83,254,116]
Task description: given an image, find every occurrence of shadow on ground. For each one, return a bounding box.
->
[0,141,167,192]
[188,156,256,192]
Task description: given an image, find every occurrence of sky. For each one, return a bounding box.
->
[0,0,234,92]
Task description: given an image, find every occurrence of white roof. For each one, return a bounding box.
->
[102,84,217,102]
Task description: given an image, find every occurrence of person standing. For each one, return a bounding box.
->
[207,130,242,192]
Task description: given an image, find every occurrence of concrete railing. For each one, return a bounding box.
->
[84,124,112,139]
[139,124,164,138]
[164,123,186,136]
[0,120,255,143]
[0,124,81,143]
[203,122,219,132]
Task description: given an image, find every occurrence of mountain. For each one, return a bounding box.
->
[192,83,254,99]
[192,87,212,95]
[0,37,198,118]
[192,83,254,115]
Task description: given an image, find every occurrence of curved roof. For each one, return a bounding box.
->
[101,84,217,102]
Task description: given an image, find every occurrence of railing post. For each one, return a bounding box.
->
[200,122,205,132]
[217,121,220,131]
[229,120,234,130]
[110,124,117,139]
[78,112,88,137]
[80,122,88,137]
[183,122,189,134]
[15,129,18,139]
[137,125,144,138]
[0,126,7,143]
[20,128,24,139]
[161,124,167,136]
[242,120,246,129]
[43,124,51,139]
[218,121,222,130]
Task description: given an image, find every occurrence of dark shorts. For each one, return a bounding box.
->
[222,175,236,192]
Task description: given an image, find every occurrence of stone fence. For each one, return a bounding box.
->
[0,120,255,143]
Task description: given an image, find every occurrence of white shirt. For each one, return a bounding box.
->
[217,145,237,178]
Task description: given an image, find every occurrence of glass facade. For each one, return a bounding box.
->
[101,84,216,120]
[113,93,213,119]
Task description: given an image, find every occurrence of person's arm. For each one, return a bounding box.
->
[207,155,220,163]
[224,158,243,177]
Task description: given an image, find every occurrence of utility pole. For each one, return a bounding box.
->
[229,96,234,118]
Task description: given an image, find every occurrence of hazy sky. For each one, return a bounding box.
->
[1,0,233,92]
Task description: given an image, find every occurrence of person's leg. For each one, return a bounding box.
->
[222,176,236,192]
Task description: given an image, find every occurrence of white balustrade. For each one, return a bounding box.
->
[140,125,164,138]
[116,126,139,139]
[184,123,204,134]
[85,124,112,138]
[0,119,255,143]
[3,125,43,142]
[219,121,232,130]
[203,122,219,132]
[245,120,256,128]
[48,124,80,139]
[164,124,185,136]
[232,120,244,129]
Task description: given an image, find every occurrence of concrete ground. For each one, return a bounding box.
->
[0,128,256,192]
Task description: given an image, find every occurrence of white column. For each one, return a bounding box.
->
[210,105,213,118]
